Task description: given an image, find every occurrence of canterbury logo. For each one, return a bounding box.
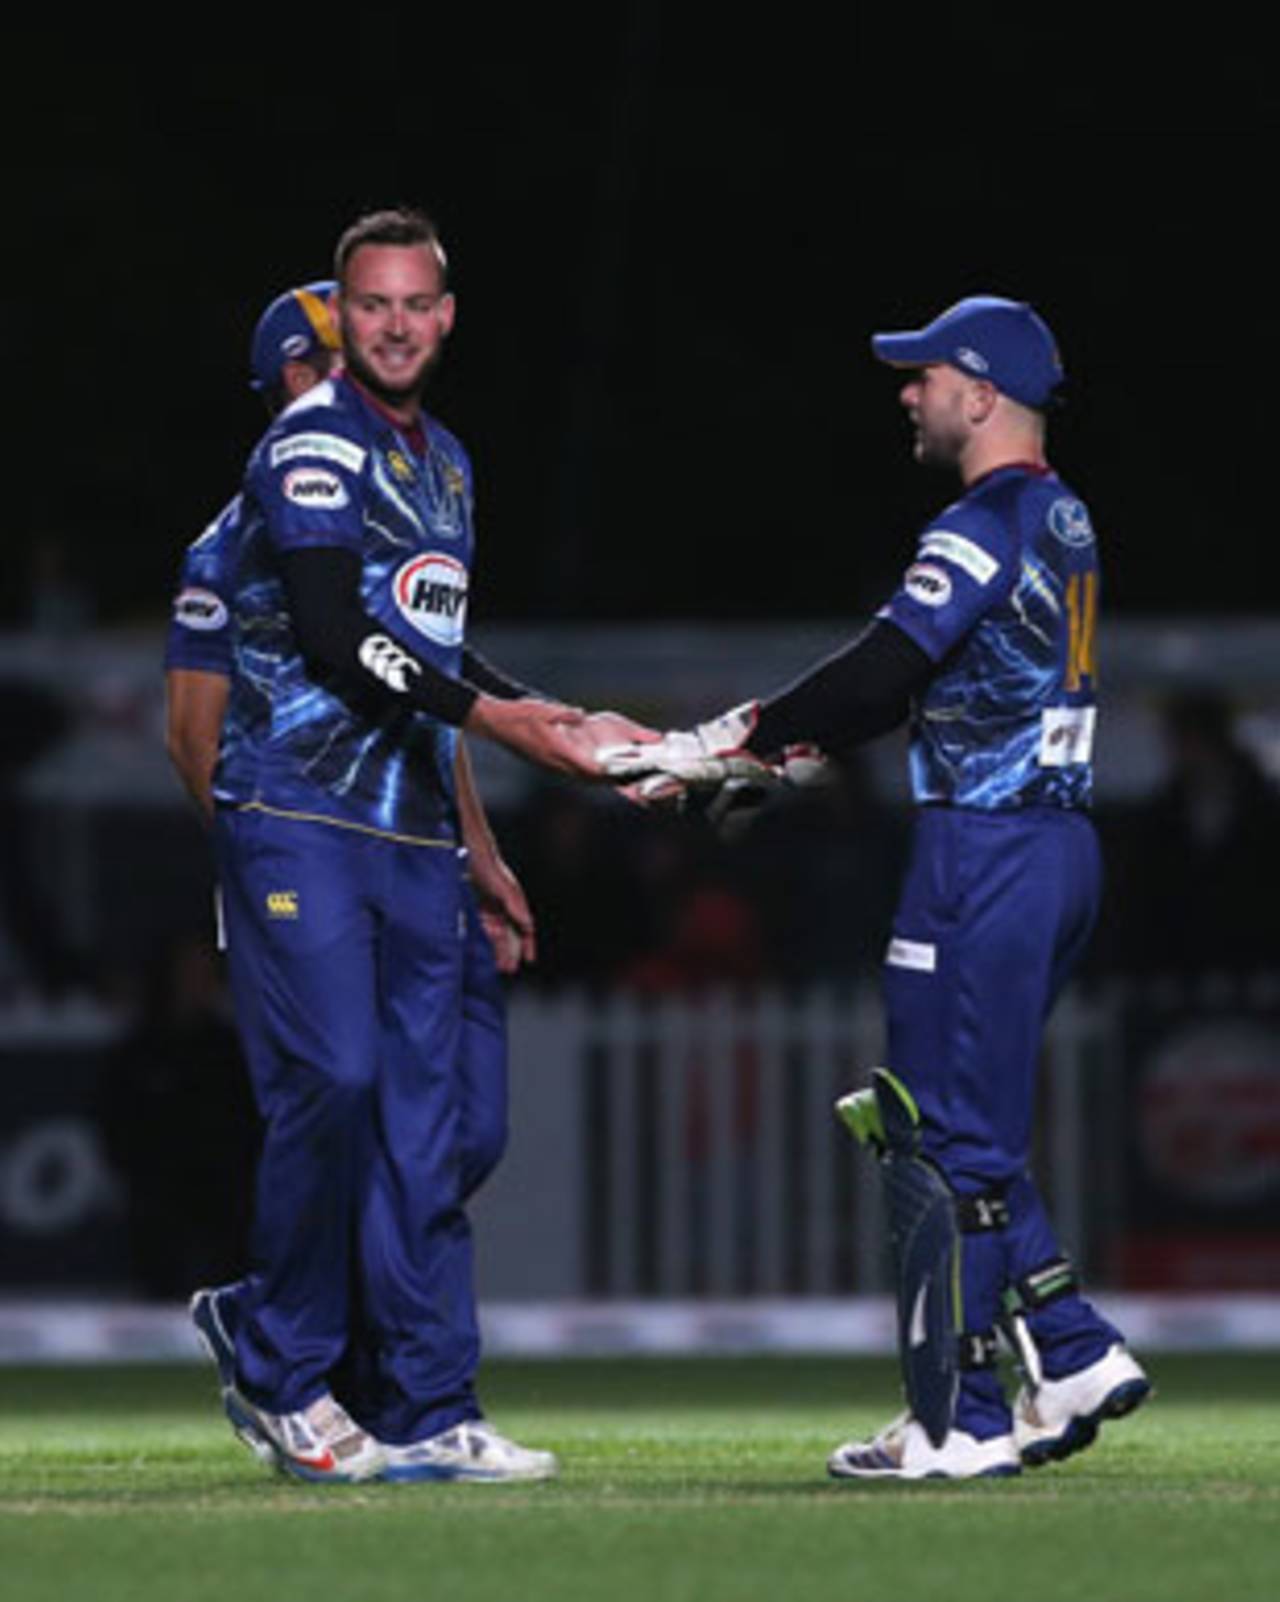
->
[358,633,421,694]
[266,891,299,919]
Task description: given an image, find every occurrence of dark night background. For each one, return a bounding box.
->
[6,11,1277,627]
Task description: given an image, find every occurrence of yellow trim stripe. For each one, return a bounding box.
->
[293,288,341,352]
[236,800,453,850]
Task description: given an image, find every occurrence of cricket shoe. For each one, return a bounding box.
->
[189,1286,275,1469]
[827,1412,1020,1481]
[223,1388,385,1483]
[1013,1343,1151,1467]
[189,1286,239,1389]
[380,1420,559,1483]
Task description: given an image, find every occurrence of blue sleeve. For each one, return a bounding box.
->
[248,409,368,554]
[879,504,1018,662]
[163,499,240,674]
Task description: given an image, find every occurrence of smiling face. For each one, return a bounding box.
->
[336,241,455,416]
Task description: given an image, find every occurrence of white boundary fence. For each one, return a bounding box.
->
[3,983,1279,1358]
[470,986,1116,1303]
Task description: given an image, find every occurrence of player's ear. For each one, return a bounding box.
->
[438,292,457,338]
[967,379,999,425]
[281,360,320,402]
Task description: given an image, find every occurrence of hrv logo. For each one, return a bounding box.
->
[904,562,952,608]
[266,891,299,919]
[393,552,468,646]
[173,586,228,631]
[283,467,348,509]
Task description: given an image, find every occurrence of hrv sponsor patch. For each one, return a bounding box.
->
[918,529,1000,586]
[266,890,298,919]
[173,586,228,631]
[393,552,468,646]
[886,937,937,973]
[270,432,367,474]
[903,562,953,609]
[283,467,348,509]
[1039,706,1096,766]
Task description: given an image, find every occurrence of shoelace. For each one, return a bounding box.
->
[876,1412,912,1447]
[305,1395,366,1448]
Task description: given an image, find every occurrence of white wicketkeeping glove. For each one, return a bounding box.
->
[598,702,768,786]
[622,736,837,840]
[705,742,835,838]
[774,743,835,791]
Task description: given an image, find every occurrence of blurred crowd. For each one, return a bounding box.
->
[8,666,1280,1009]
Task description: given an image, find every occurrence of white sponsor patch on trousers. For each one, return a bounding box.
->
[886,937,936,973]
[1039,706,1096,766]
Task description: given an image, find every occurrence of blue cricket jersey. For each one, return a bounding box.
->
[881,464,1099,810]
[214,374,475,841]
[164,496,242,675]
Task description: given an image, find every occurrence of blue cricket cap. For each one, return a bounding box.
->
[249,279,340,391]
[871,295,1064,408]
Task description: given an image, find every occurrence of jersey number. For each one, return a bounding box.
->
[1065,572,1098,691]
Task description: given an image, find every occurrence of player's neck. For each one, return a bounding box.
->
[959,426,1047,486]
[348,373,423,432]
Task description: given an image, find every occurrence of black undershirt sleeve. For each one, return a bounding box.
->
[460,644,533,702]
[746,617,935,754]
[280,545,484,727]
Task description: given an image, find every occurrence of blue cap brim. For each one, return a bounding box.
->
[871,331,943,368]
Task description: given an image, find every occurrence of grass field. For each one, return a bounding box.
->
[1,1353,1276,1602]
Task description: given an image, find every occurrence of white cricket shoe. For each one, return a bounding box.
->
[380,1420,559,1483]
[223,1388,385,1483]
[827,1412,1020,1481]
[1013,1343,1151,1467]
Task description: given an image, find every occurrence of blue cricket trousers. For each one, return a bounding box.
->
[213,805,504,1444]
[882,807,1120,1433]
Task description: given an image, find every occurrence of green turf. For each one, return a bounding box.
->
[1,1354,1276,1602]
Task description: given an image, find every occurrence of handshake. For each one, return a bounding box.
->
[595,702,835,832]
[470,696,833,833]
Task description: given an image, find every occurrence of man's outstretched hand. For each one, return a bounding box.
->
[467,696,660,779]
